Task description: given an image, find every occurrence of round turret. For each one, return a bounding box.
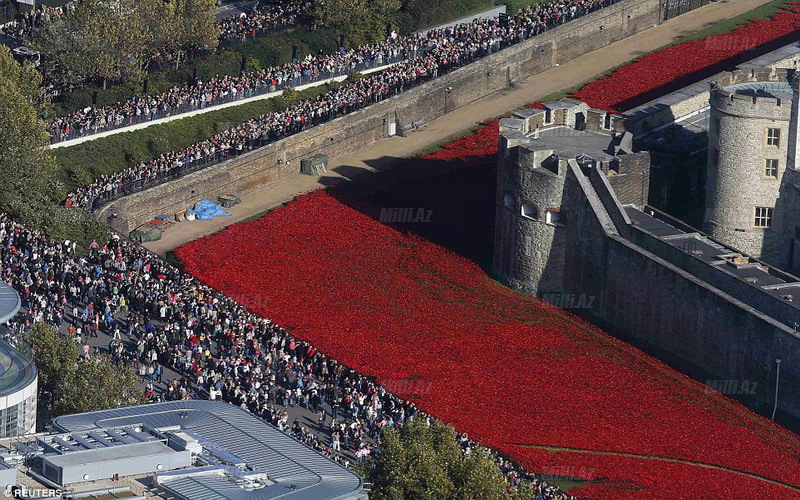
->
[704,74,793,262]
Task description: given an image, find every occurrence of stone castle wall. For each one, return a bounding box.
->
[548,162,800,419]
[102,0,664,234]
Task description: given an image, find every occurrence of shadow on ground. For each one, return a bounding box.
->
[323,153,498,269]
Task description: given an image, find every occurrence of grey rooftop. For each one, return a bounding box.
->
[54,400,366,500]
[723,81,793,101]
[0,282,20,325]
[625,208,800,313]
[532,127,618,161]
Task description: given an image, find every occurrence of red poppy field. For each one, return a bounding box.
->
[176,190,800,499]
[174,5,800,499]
[572,2,800,112]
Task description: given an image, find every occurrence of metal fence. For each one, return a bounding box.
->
[663,0,712,21]
[51,50,419,144]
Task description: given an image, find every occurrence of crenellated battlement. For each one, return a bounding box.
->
[709,67,794,119]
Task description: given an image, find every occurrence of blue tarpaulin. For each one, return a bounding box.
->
[188,199,232,220]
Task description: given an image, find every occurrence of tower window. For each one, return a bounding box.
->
[764,159,779,178]
[754,207,773,228]
[603,113,612,129]
[766,128,781,147]
[521,203,537,220]
[545,210,562,225]
[503,194,514,211]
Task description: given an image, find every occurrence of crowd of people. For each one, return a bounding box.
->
[65,0,618,209]
[51,39,418,145]
[50,0,617,144]
[0,3,73,42]
[1,1,312,45]
[218,0,313,44]
[0,217,576,498]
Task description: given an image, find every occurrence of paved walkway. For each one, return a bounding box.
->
[144,0,773,256]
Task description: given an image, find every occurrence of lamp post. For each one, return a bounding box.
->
[772,357,782,421]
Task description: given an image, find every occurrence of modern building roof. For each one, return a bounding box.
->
[43,441,178,468]
[53,400,366,500]
[723,81,793,101]
[0,340,36,399]
[0,282,20,325]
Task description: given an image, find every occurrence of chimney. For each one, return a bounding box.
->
[786,61,800,170]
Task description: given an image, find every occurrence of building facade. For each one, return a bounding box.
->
[0,282,36,438]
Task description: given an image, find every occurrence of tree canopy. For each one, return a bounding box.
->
[31,0,219,86]
[315,0,402,46]
[21,322,142,423]
[366,418,518,499]
[0,46,106,242]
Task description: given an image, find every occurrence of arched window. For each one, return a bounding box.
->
[521,203,537,220]
[503,194,515,211]
[546,210,562,225]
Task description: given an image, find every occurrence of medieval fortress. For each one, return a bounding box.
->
[493,43,800,420]
[98,0,800,420]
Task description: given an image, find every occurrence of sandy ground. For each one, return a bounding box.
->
[144,0,773,255]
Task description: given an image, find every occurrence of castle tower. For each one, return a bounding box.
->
[704,68,793,266]
[493,100,650,295]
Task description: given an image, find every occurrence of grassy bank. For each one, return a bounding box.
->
[54,84,334,194]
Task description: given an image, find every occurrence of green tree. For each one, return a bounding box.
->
[168,0,220,69]
[21,322,79,407]
[367,418,508,499]
[315,0,401,47]
[32,0,121,87]
[0,45,106,243]
[0,46,59,219]
[32,0,218,85]
[55,354,143,416]
[21,322,142,423]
